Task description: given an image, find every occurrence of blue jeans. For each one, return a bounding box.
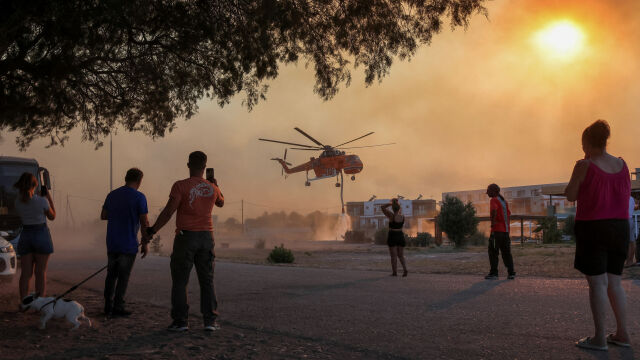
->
[170,230,218,324]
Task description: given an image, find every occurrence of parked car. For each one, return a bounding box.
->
[0,156,52,254]
[0,231,17,277]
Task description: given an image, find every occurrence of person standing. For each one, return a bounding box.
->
[14,173,56,302]
[634,193,640,266]
[101,168,149,317]
[381,199,408,277]
[565,120,631,351]
[485,184,515,280]
[147,151,224,331]
[625,196,636,267]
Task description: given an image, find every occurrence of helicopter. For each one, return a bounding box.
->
[259,127,394,187]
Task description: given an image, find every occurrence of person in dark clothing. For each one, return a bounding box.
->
[101,168,149,317]
[485,184,515,280]
[382,198,408,277]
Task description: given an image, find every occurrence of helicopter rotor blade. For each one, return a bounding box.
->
[336,143,396,150]
[335,131,374,147]
[289,147,321,151]
[294,127,325,147]
[259,138,319,148]
[283,149,292,166]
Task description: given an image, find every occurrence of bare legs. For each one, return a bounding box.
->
[388,246,407,276]
[606,273,630,343]
[585,273,630,347]
[19,254,34,300]
[625,241,636,266]
[18,253,50,300]
[388,246,398,276]
[34,254,50,297]
[397,247,408,276]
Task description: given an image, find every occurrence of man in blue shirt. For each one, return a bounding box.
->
[101,168,149,317]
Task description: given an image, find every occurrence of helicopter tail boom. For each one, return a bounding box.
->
[270,158,312,175]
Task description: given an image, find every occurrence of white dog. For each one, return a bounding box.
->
[21,293,92,330]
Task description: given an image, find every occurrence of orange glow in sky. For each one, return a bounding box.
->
[533,20,586,61]
[2,0,639,223]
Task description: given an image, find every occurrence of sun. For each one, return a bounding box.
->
[534,20,585,61]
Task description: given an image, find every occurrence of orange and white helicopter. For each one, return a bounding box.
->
[259,127,393,187]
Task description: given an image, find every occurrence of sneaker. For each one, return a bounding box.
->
[112,308,132,317]
[168,321,189,332]
[507,274,516,280]
[204,321,221,332]
[484,274,498,280]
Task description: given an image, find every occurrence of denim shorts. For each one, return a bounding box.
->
[17,224,54,256]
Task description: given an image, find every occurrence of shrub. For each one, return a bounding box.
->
[562,215,576,241]
[267,244,295,263]
[374,228,389,245]
[254,238,266,249]
[436,196,479,248]
[343,230,369,244]
[408,232,433,247]
[534,217,562,244]
[466,232,487,246]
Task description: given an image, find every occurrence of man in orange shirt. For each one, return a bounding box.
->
[485,183,515,280]
[147,151,224,331]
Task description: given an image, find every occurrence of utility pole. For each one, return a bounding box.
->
[241,199,244,233]
[66,194,75,229]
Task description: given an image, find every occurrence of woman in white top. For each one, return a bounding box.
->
[13,172,56,301]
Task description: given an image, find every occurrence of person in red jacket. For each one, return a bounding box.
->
[485,184,515,280]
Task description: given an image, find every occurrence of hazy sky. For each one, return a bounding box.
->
[1,0,639,223]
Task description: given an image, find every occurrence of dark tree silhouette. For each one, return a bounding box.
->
[0,0,487,148]
[436,195,478,248]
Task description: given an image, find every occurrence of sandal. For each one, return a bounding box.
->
[576,337,608,351]
[606,334,631,347]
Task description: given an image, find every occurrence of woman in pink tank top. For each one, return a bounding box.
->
[565,120,631,351]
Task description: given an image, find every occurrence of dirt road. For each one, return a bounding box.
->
[1,250,639,359]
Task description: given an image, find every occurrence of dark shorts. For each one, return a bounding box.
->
[574,219,629,276]
[17,224,53,256]
[387,231,406,247]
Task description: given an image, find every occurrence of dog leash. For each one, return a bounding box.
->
[38,265,108,311]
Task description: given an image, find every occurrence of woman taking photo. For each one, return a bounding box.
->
[565,120,631,351]
[14,173,56,302]
[381,199,408,277]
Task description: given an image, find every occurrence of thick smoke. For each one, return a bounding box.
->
[1,0,638,232]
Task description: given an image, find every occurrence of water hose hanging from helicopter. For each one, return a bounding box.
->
[340,171,345,214]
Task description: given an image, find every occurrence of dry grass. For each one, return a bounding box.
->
[214,242,640,279]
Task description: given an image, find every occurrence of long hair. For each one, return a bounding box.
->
[13,173,38,203]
